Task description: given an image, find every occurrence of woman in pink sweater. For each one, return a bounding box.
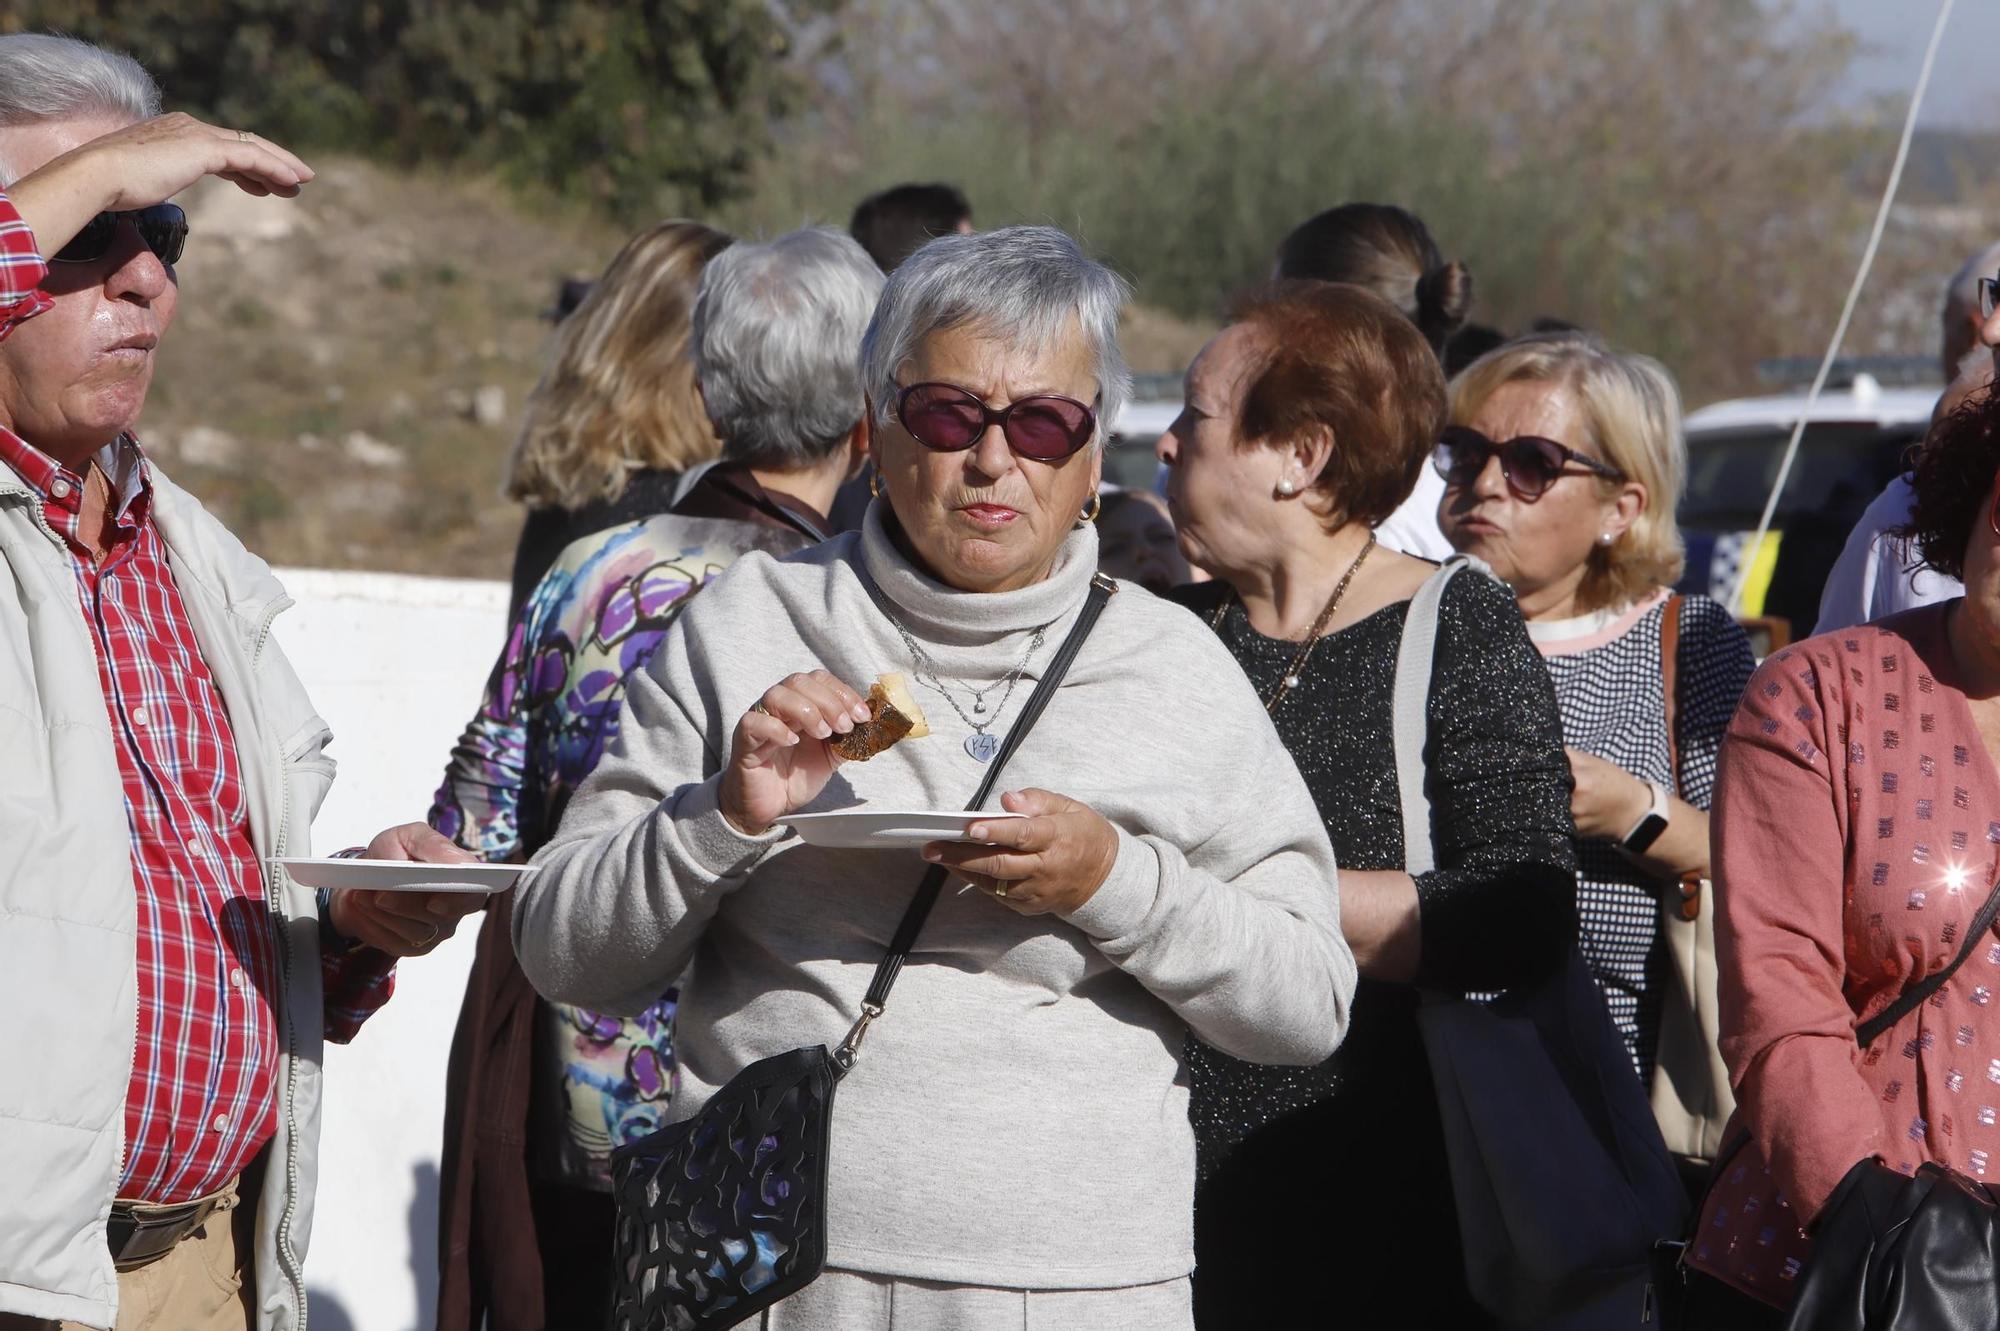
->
[1685,385,2000,1326]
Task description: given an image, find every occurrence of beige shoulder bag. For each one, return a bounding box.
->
[1647,596,1735,1166]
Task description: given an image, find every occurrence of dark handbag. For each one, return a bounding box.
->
[1775,871,2000,1331]
[1418,954,1690,1324]
[1391,562,1687,1325]
[607,575,1116,1331]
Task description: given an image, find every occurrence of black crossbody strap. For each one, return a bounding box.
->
[834,575,1117,1065]
[1856,873,2000,1047]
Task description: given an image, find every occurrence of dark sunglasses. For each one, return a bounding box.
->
[1981,273,1999,321]
[896,381,1097,461]
[1434,424,1625,502]
[50,204,188,267]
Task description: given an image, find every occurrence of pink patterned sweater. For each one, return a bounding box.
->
[1691,603,2000,1304]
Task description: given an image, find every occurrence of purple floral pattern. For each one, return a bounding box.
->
[432,515,810,1186]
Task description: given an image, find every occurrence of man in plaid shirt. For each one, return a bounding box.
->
[0,35,487,1331]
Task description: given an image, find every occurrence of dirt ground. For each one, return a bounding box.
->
[145,161,1210,579]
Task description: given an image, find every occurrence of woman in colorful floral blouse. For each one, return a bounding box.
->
[429,229,879,1331]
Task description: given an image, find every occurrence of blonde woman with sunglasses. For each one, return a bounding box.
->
[1439,332,1755,1177]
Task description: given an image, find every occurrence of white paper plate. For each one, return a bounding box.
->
[271,857,533,895]
[776,810,1026,850]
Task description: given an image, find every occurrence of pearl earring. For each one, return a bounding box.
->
[1598,532,1615,546]
[1276,479,1297,497]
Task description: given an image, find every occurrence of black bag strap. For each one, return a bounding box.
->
[834,573,1117,1068]
[1665,872,2000,1300]
[1855,872,2000,1047]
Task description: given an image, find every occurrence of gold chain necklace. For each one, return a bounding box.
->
[1207,531,1377,713]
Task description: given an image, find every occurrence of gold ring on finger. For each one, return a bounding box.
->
[419,924,440,948]
[237,129,252,142]
[993,884,1010,898]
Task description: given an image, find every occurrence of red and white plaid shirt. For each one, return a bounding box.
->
[0,191,395,1204]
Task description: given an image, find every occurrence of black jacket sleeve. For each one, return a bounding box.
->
[1410,571,1578,993]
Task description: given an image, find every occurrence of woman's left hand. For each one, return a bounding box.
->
[1564,745,1652,840]
[921,788,1120,915]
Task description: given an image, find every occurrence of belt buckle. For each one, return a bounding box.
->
[108,1196,215,1271]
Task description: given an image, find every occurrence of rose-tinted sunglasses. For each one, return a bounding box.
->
[896,381,1097,461]
[50,204,188,268]
[1435,424,1624,502]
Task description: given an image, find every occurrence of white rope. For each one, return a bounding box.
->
[1728,0,1957,615]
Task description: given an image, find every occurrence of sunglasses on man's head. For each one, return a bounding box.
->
[896,381,1097,461]
[1434,424,1625,502]
[50,204,188,268]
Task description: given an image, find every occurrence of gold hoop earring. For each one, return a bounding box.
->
[868,468,884,499]
[1082,493,1102,523]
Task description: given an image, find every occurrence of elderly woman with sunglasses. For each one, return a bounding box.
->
[1439,331,1755,1106]
[1156,282,1576,1327]
[511,226,1355,1327]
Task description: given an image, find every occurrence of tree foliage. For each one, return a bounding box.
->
[1,0,833,220]
[733,0,1872,400]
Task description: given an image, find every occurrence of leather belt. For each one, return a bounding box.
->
[106,1181,235,1271]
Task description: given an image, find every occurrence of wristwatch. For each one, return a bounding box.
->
[1620,780,1671,854]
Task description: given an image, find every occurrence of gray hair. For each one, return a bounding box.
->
[0,35,161,185]
[1945,238,2000,318]
[859,225,1132,449]
[692,226,885,469]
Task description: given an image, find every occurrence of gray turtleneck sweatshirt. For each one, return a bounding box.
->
[515,506,1354,1289]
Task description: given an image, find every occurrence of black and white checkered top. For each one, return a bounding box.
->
[1532,591,1755,1081]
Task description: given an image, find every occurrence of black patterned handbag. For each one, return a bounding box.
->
[607,576,1115,1331]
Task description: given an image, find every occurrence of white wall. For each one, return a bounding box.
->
[269,568,511,1331]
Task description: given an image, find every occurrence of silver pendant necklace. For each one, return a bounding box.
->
[885,613,1051,761]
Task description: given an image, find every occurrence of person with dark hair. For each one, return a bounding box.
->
[847,181,973,273]
[1444,321,1507,376]
[1157,280,1575,1327]
[1274,202,1473,352]
[1094,486,1189,592]
[832,183,980,532]
[1271,202,1474,561]
[543,275,594,323]
[1680,384,2000,1325]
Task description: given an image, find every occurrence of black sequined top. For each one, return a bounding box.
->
[1171,569,1576,1327]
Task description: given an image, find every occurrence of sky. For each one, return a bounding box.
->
[1832,0,1999,127]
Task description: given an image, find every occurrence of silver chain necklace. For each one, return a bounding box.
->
[885,613,1050,762]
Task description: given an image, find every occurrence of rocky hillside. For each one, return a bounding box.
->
[142,160,625,577]
[146,160,1212,580]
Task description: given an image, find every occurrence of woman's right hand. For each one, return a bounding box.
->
[720,671,874,836]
